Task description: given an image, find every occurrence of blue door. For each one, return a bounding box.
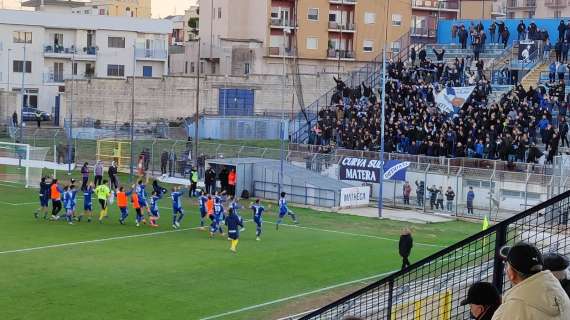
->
[142,66,152,77]
[218,89,254,116]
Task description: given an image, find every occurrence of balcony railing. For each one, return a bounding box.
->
[412,0,459,10]
[329,0,357,4]
[507,0,536,8]
[270,18,294,28]
[544,0,567,7]
[410,27,437,38]
[44,45,98,56]
[135,48,168,60]
[328,22,355,31]
[268,47,297,57]
[43,73,90,84]
[327,49,355,59]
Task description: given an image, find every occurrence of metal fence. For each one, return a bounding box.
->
[300,190,570,319]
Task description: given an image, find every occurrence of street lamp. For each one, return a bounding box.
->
[191,28,200,168]
[378,0,391,218]
[279,27,292,201]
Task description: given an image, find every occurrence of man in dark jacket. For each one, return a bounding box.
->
[398,228,413,270]
[225,207,244,253]
[205,166,216,194]
[460,282,501,320]
[543,252,570,297]
[559,20,566,42]
[418,48,427,63]
[517,20,526,40]
[218,166,229,192]
[458,26,468,49]
[160,150,168,175]
[501,27,510,49]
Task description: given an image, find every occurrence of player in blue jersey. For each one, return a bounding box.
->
[35,176,51,219]
[209,197,225,238]
[63,185,78,225]
[198,191,208,229]
[80,183,94,222]
[149,190,162,227]
[136,180,150,224]
[251,199,265,241]
[170,186,187,229]
[276,191,298,230]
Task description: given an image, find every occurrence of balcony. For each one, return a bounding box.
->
[507,0,536,9]
[135,48,168,60]
[44,45,98,60]
[328,22,355,32]
[267,47,297,58]
[412,0,459,11]
[327,49,355,60]
[410,27,437,38]
[270,18,295,29]
[329,0,356,4]
[545,0,567,7]
[43,72,90,84]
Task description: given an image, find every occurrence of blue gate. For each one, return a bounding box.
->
[218,88,254,116]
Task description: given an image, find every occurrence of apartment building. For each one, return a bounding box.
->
[0,9,170,113]
[505,0,568,18]
[22,0,152,18]
[174,0,411,76]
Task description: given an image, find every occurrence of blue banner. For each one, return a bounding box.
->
[383,160,410,181]
[339,157,409,183]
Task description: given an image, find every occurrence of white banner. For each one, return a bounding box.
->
[434,86,475,113]
[340,186,370,208]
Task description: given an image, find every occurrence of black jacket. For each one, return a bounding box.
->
[205,169,216,184]
[399,234,413,258]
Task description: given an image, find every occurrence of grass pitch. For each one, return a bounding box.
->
[0,174,481,320]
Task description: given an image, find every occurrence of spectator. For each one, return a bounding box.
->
[501,27,510,48]
[205,166,216,194]
[556,41,563,62]
[12,111,18,127]
[494,242,570,320]
[402,181,412,205]
[459,25,469,49]
[466,187,475,215]
[543,252,570,297]
[189,166,198,197]
[517,20,526,40]
[94,160,103,186]
[445,186,455,213]
[433,47,445,62]
[410,47,416,66]
[427,185,438,210]
[142,148,150,171]
[160,150,168,175]
[497,21,505,43]
[549,61,557,83]
[168,150,177,177]
[563,42,569,63]
[559,20,566,42]
[461,282,501,320]
[489,21,496,43]
[398,227,413,270]
[415,180,424,207]
[108,161,118,190]
[80,162,89,191]
[219,166,229,193]
[560,117,569,147]
[436,186,444,210]
[544,40,552,60]
[152,179,167,197]
[197,153,206,179]
[35,111,41,128]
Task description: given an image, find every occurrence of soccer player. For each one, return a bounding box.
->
[225,208,244,253]
[229,196,245,232]
[130,186,144,227]
[149,190,162,227]
[117,186,134,225]
[206,194,214,220]
[198,191,208,229]
[136,180,150,223]
[209,197,225,238]
[95,180,111,223]
[35,177,50,219]
[63,185,77,225]
[81,183,94,222]
[170,186,187,229]
[50,179,64,220]
[276,191,298,230]
[251,199,265,241]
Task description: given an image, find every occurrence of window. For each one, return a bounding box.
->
[364,12,376,24]
[415,0,422,5]
[308,8,319,21]
[391,41,401,53]
[329,13,337,22]
[363,40,374,52]
[244,63,250,75]
[392,14,402,26]
[200,62,204,74]
[218,7,222,19]
[190,62,195,73]
[106,64,125,77]
[108,37,125,48]
[271,8,279,19]
[306,37,318,50]
[185,61,188,74]
[13,61,31,73]
[13,31,32,44]
[99,8,105,15]
[85,63,94,76]
[555,10,562,18]
[84,10,90,14]
[72,63,78,75]
[142,66,152,77]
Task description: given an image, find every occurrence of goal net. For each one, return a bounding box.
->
[0,142,50,188]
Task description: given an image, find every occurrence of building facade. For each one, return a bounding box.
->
[0,9,170,113]
[505,0,570,18]
[22,0,152,18]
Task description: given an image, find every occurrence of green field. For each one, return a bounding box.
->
[0,173,481,320]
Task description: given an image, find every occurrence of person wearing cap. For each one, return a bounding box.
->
[399,228,413,270]
[543,252,570,297]
[461,282,501,320]
[492,242,570,320]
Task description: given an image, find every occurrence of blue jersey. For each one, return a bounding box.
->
[230,201,241,215]
[170,191,184,210]
[150,194,161,213]
[198,195,207,209]
[279,198,288,215]
[136,184,147,199]
[39,181,50,198]
[64,190,77,210]
[84,187,93,206]
[251,204,265,219]
[214,203,224,221]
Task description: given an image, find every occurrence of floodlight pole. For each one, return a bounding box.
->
[279,28,291,199]
[68,51,75,175]
[19,44,26,144]
[129,43,136,182]
[378,0,390,219]
[194,37,201,167]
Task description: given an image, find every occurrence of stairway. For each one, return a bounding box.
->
[520,61,549,90]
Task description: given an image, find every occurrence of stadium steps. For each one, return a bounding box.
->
[521,61,550,90]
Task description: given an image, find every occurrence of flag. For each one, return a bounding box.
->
[482,215,490,231]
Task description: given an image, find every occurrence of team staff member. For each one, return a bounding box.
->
[225,207,244,252]
[50,179,64,220]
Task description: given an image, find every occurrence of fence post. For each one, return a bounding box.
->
[492,223,508,292]
[386,279,394,320]
[423,164,429,213]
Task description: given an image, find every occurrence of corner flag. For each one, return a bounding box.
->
[482,215,490,231]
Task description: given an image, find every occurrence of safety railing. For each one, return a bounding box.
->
[253,180,338,208]
[300,189,570,319]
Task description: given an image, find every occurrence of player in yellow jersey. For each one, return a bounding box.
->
[95,180,112,223]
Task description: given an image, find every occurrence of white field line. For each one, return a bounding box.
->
[199,270,397,320]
